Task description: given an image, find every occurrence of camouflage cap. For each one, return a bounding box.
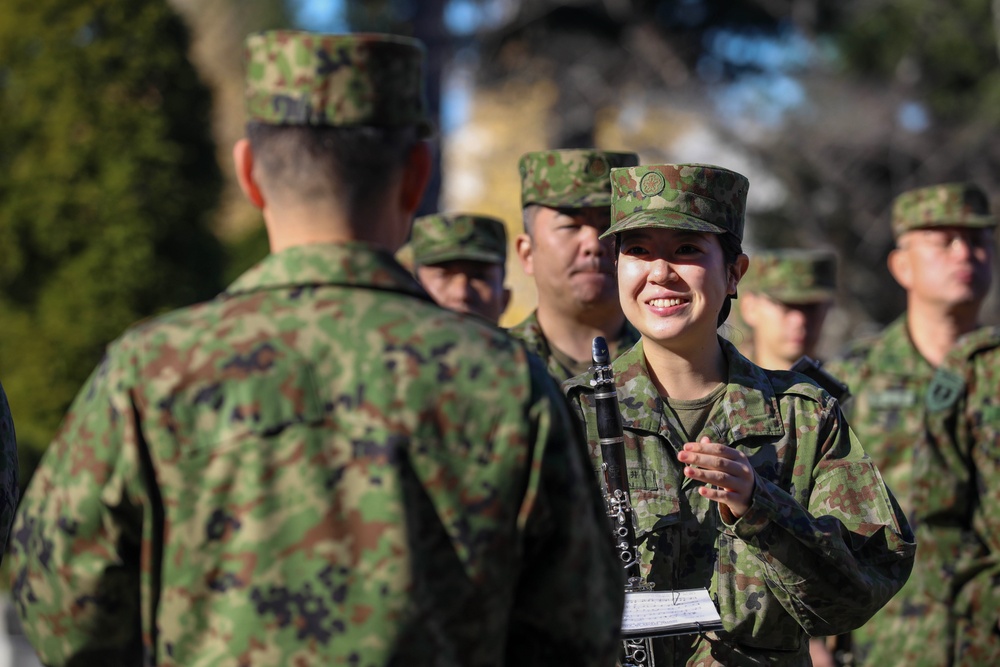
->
[519,149,639,208]
[741,249,837,304]
[891,182,995,238]
[244,30,432,136]
[605,164,749,241]
[410,213,507,266]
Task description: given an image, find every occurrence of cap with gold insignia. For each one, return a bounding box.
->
[605,163,749,240]
[410,213,507,266]
[891,182,995,239]
[519,149,639,208]
[741,249,836,304]
[244,30,433,136]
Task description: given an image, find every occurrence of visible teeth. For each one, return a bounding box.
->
[649,298,684,308]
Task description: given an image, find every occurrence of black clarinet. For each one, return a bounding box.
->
[591,337,655,667]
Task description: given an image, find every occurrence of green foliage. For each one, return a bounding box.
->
[0,0,224,483]
[836,0,999,121]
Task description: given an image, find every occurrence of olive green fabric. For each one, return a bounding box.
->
[566,339,915,666]
[410,213,507,266]
[605,164,749,241]
[519,149,639,208]
[741,249,836,304]
[245,30,432,136]
[9,244,625,667]
[891,182,995,239]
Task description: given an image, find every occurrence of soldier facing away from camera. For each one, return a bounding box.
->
[826,182,996,666]
[408,212,511,324]
[8,31,625,667]
[508,149,642,382]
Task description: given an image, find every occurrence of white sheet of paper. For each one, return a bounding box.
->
[622,588,722,636]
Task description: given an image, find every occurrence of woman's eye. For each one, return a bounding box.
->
[621,245,647,256]
[676,244,700,255]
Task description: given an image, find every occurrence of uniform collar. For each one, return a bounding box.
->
[611,337,784,443]
[224,242,430,301]
[872,315,935,377]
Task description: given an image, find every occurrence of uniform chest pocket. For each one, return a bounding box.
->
[624,431,682,534]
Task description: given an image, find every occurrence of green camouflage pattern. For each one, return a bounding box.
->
[244,30,432,135]
[825,317,933,512]
[824,316,936,664]
[605,164,749,241]
[518,149,639,208]
[565,339,915,666]
[741,249,836,304]
[0,381,18,564]
[410,213,507,266]
[853,326,1000,667]
[9,243,625,667]
[507,310,641,384]
[891,182,995,239]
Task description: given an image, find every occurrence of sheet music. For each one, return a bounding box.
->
[622,588,722,637]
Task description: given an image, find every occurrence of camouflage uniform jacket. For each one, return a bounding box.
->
[824,316,936,662]
[862,326,1000,667]
[824,315,933,505]
[9,243,625,667]
[508,310,641,384]
[0,381,18,564]
[564,339,915,667]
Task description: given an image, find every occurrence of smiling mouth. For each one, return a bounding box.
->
[648,297,686,307]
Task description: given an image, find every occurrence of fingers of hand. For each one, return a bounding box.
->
[678,442,751,483]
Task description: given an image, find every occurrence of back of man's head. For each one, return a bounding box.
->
[243,31,433,219]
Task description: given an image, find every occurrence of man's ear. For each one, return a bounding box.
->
[399,141,432,215]
[233,138,265,209]
[515,233,535,276]
[887,247,913,290]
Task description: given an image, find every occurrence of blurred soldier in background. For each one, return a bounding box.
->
[8,31,624,667]
[911,325,1000,666]
[826,182,996,666]
[408,212,511,324]
[509,149,641,382]
[738,249,837,370]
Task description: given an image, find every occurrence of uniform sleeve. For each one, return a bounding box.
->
[0,381,19,563]
[8,349,144,665]
[724,400,916,636]
[505,359,625,667]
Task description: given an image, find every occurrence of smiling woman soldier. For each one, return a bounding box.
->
[564,163,916,667]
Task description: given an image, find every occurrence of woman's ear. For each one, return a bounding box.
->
[729,254,750,295]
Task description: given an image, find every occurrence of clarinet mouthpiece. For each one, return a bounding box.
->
[592,336,610,365]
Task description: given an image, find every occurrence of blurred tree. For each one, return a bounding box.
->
[0,0,224,482]
[168,0,291,282]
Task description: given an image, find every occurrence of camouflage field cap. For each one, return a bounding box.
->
[605,164,749,240]
[742,249,837,304]
[891,182,995,238]
[519,149,639,208]
[410,213,507,266]
[244,30,432,136]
